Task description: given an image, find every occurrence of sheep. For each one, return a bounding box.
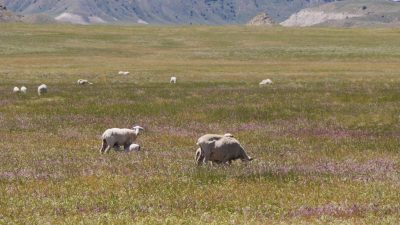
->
[127,143,141,152]
[118,71,130,75]
[37,84,48,96]
[196,135,252,165]
[170,76,177,84]
[100,125,144,154]
[259,79,273,85]
[13,87,20,93]
[20,86,27,94]
[77,79,93,85]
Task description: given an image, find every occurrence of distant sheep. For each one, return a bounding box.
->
[20,86,27,94]
[170,76,177,84]
[37,84,48,96]
[100,125,144,154]
[118,71,130,75]
[127,143,141,152]
[196,134,252,165]
[259,79,273,85]
[13,87,20,93]
[77,79,93,85]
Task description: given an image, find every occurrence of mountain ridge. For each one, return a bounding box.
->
[3,0,336,25]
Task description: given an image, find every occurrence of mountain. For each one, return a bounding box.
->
[3,0,336,25]
[281,0,400,27]
[0,3,21,22]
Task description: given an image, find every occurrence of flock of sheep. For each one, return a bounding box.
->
[99,125,252,165]
[13,84,48,95]
[12,71,272,165]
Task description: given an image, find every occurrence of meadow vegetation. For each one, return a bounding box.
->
[0,24,399,224]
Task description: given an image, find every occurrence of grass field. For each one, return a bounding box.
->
[0,24,399,224]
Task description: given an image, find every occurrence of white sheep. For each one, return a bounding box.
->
[20,86,27,94]
[195,133,234,165]
[170,76,177,84]
[37,84,48,96]
[99,125,144,154]
[77,79,93,85]
[13,87,20,93]
[127,143,141,152]
[118,71,130,75]
[196,134,252,165]
[259,79,273,85]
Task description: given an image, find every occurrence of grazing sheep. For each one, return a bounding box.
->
[118,71,130,75]
[13,87,20,93]
[170,76,177,84]
[20,86,27,94]
[259,79,273,85]
[196,135,252,165]
[37,84,48,96]
[77,79,93,85]
[127,143,141,152]
[100,125,144,154]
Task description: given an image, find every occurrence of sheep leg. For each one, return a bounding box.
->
[202,147,212,164]
[113,143,121,151]
[123,143,130,151]
[99,139,107,154]
[203,153,211,164]
[221,156,232,166]
[104,145,112,154]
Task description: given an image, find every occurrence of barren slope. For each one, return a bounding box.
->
[282,0,400,27]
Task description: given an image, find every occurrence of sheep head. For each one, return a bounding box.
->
[132,125,144,135]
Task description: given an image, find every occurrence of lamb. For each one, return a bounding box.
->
[170,76,177,84]
[196,134,252,165]
[99,125,144,154]
[77,79,93,85]
[13,87,20,93]
[118,71,130,75]
[259,79,273,85]
[20,86,27,94]
[37,84,48,96]
[127,143,141,152]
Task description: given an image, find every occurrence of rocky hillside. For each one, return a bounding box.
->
[247,13,275,26]
[281,0,400,27]
[0,4,21,22]
[3,0,336,25]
